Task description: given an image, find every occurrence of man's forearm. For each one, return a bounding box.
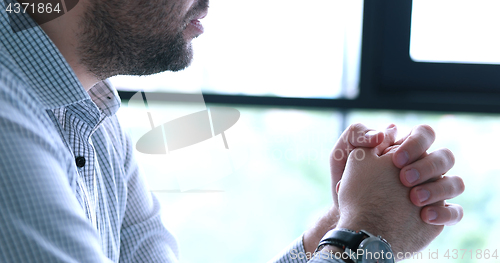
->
[303,207,339,254]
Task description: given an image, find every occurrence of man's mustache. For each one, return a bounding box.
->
[186,0,209,21]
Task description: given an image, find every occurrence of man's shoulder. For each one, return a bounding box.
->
[0,46,38,105]
[0,46,63,148]
[0,49,72,176]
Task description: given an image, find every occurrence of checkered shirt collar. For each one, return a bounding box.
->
[0,1,121,116]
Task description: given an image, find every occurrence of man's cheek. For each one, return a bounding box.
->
[182,0,196,14]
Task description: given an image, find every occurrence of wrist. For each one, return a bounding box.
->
[336,213,383,238]
[317,229,395,263]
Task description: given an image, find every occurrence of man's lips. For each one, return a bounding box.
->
[189,19,204,33]
[187,9,208,34]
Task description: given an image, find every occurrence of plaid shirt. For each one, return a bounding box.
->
[0,2,338,263]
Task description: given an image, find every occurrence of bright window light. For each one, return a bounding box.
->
[410,0,500,64]
[110,0,364,98]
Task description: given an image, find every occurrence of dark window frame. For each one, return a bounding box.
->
[359,0,500,112]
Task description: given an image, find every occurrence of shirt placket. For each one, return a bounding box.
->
[55,102,102,231]
[75,133,98,230]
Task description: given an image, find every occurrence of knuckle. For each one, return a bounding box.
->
[426,155,440,175]
[348,123,365,133]
[435,154,447,173]
[407,133,426,154]
[436,181,447,198]
[441,148,456,168]
[440,156,449,172]
[419,124,436,142]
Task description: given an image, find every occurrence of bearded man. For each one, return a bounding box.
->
[0,0,463,262]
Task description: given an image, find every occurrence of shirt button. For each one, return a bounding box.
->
[75,157,86,168]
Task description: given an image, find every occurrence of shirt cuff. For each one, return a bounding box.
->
[267,235,309,263]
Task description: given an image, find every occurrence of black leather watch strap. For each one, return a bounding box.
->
[316,229,367,252]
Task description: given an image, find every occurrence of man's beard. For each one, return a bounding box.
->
[77,0,195,80]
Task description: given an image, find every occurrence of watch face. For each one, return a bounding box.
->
[359,237,395,263]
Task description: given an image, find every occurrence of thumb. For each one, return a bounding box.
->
[330,123,384,184]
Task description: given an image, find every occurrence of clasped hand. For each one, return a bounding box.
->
[303,123,465,256]
[334,123,464,255]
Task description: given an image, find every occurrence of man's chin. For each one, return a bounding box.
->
[131,46,194,75]
[167,62,192,72]
[163,52,194,73]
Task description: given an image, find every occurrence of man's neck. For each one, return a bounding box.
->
[39,5,99,91]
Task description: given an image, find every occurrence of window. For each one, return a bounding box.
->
[360,0,500,109]
[410,0,500,64]
[110,0,364,99]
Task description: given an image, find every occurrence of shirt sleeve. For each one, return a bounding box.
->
[268,235,344,263]
[268,236,307,263]
[118,132,179,262]
[0,81,113,262]
[268,235,309,263]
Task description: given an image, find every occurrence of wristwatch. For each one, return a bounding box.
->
[315,228,395,263]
